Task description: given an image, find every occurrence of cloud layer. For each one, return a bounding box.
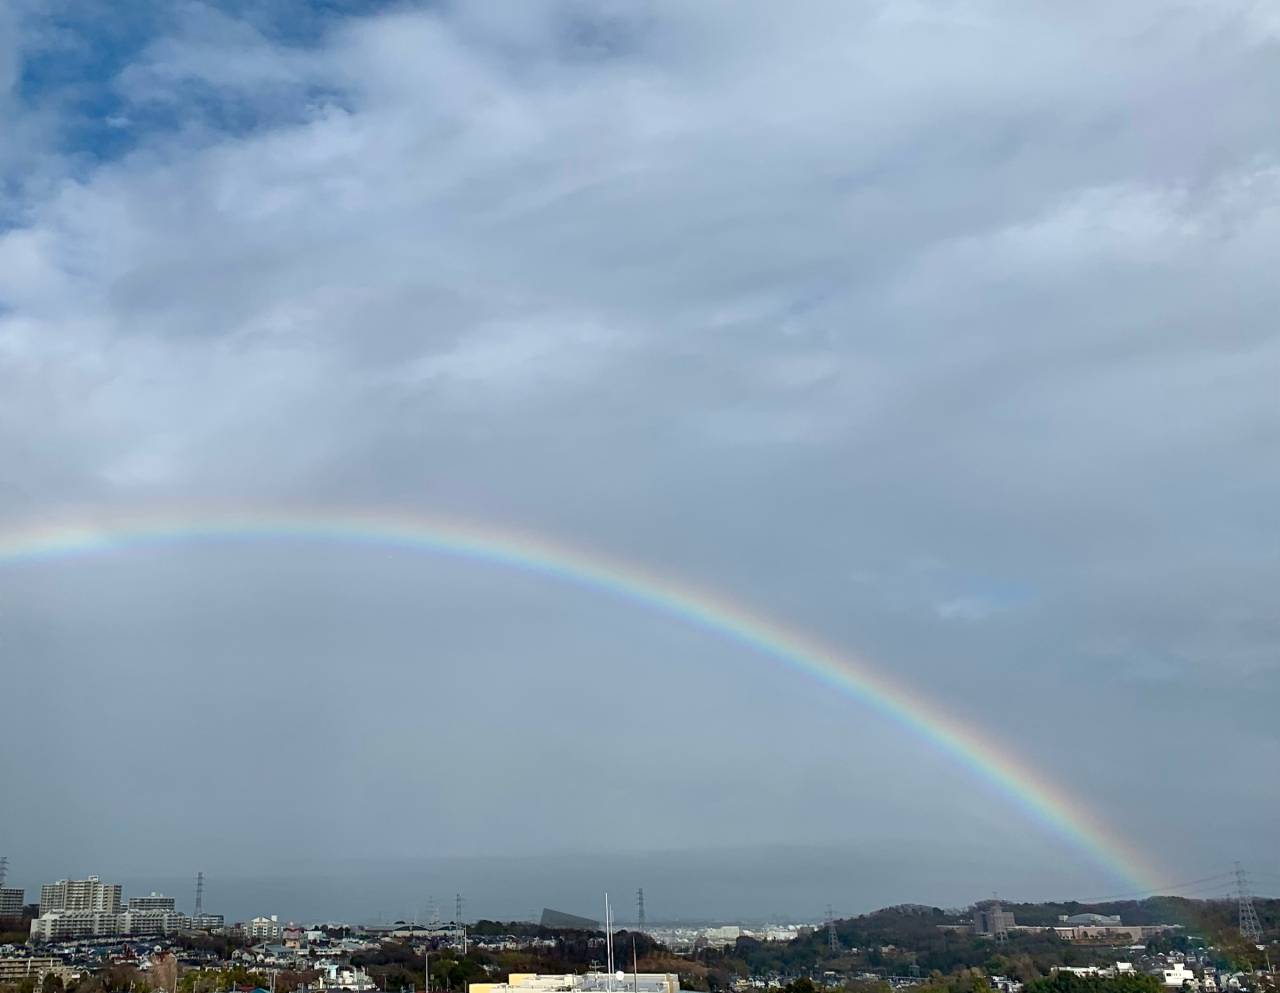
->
[2,0,1278,912]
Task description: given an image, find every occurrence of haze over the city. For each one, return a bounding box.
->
[2,0,1277,919]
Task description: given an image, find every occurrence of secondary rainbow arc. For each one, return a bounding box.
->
[0,507,1163,891]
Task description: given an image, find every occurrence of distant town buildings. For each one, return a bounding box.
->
[25,873,225,943]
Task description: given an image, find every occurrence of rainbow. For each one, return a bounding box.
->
[0,507,1162,891]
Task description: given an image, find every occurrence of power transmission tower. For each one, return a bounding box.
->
[825,905,839,953]
[637,889,646,933]
[195,872,204,917]
[1235,863,1263,944]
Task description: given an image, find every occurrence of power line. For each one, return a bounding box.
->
[1078,871,1237,903]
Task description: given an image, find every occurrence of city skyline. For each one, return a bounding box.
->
[5,852,1277,927]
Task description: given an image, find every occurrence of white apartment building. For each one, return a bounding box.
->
[30,909,189,942]
[248,915,283,941]
[128,893,177,911]
[31,911,121,942]
[39,876,123,915]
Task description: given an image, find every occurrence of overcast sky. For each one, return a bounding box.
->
[1,0,1278,922]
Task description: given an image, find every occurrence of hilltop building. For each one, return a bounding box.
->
[946,905,1179,944]
[973,902,1016,937]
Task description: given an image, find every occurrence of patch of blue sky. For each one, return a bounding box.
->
[14,1,391,166]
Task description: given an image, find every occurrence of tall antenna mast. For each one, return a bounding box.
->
[194,872,204,917]
[636,889,646,933]
[604,893,615,990]
[825,905,838,954]
[0,857,8,888]
[1235,863,1263,944]
[455,894,463,925]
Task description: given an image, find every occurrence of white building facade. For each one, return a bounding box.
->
[39,877,123,915]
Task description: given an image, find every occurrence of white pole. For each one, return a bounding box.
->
[604,894,613,991]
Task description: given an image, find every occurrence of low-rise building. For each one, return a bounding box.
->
[305,966,379,993]
[1059,914,1122,926]
[470,973,682,993]
[0,959,64,985]
[1162,965,1196,988]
